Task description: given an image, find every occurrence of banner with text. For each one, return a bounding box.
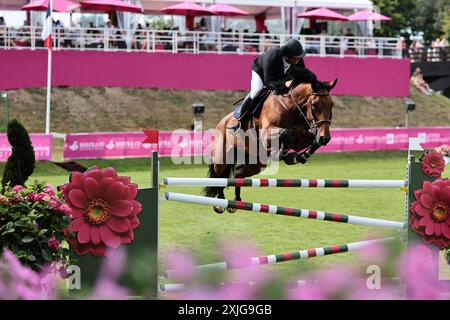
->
[62,128,450,160]
[0,134,53,161]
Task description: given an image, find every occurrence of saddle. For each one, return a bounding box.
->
[232,88,272,120]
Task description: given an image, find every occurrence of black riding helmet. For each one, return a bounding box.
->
[280,38,306,58]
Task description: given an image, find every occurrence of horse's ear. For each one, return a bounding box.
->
[327,78,338,91]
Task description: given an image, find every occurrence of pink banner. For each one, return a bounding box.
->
[0,134,53,161]
[0,50,409,97]
[63,128,450,160]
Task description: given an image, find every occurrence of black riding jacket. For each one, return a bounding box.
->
[252,48,316,94]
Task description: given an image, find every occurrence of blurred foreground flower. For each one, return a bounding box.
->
[89,247,132,299]
[0,248,57,300]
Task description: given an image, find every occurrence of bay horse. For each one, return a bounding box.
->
[205,74,337,213]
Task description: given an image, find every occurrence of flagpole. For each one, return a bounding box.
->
[45,0,53,135]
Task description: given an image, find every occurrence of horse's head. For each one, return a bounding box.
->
[307,79,337,146]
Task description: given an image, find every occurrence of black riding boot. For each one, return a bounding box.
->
[227,95,253,131]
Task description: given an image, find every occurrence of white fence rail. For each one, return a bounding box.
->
[0,26,402,58]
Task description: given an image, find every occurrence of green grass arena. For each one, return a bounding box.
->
[18,149,450,281]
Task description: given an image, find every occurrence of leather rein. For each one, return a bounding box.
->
[275,89,332,133]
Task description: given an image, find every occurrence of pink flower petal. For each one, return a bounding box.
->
[414,204,430,217]
[442,187,450,205]
[98,177,115,195]
[84,177,99,200]
[130,215,140,229]
[100,225,122,248]
[431,186,441,202]
[90,244,107,257]
[116,176,131,185]
[102,167,118,179]
[120,230,133,244]
[71,217,86,232]
[434,222,442,236]
[91,227,101,245]
[418,214,432,227]
[73,243,90,255]
[86,170,104,183]
[69,189,88,209]
[71,208,84,219]
[132,201,142,216]
[125,184,138,200]
[106,215,131,233]
[111,200,134,217]
[77,223,91,244]
[442,225,450,239]
[103,182,127,203]
[420,194,433,209]
[423,181,432,195]
[71,172,84,188]
[425,220,435,235]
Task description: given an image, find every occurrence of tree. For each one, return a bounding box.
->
[1,119,35,188]
[409,0,450,42]
[372,0,414,37]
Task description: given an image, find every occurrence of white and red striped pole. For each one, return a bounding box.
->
[165,237,399,279]
[163,177,406,188]
[163,192,405,230]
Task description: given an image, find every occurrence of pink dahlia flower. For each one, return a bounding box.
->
[410,180,450,249]
[421,151,445,178]
[61,167,142,257]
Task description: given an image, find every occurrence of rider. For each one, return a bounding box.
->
[227,38,307,131]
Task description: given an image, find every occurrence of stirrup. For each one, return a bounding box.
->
[226,120,241,134]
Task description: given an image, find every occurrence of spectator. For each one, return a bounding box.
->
[0,17,6,47]
[410,67,433,95]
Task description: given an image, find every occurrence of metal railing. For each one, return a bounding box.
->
[0,26,403,58]
[409,47,450,62]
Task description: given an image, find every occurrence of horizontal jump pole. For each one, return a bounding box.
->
[163,177,406,188]
[160,280,311,293]
[163,192,405,230]
[165,237,399,279]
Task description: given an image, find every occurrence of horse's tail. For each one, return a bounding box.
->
[203,163,235,198]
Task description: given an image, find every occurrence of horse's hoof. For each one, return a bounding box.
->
[213,206,225,214]
[227,207,237,213]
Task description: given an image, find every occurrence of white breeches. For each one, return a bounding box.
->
[250,70,264,99]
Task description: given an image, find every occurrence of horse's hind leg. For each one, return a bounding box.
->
[226,163,265,213]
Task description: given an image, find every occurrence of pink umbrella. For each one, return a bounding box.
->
[161,2,215,30]
[22,0,80,12]
[209,3,249,17]
[80,0,143,13]
[347,10,391,21]
[298,7,348,21]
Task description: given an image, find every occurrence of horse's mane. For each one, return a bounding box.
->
[268,64,327,95]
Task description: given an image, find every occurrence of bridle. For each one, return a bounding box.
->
[284,89,332,133]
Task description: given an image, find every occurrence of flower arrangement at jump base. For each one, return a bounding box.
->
[0,182,73,271]
[421,150,446,178]
[61,166,142,257]
[410,150,450,251]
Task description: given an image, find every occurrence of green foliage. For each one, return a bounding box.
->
[372,0,413,37]
[372,0,450,42]
[145,16,173,30]
[409,0,450,42]
[442,9,450,41]
[1,119,35,189]
[0,182,73,271]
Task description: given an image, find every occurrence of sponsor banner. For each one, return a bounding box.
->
[62,128,450,160]
[0,134,53,161]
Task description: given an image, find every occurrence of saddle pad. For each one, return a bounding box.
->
[251,89,272,118]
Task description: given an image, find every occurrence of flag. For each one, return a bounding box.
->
[41,4,53,49]
[143,130,159,145]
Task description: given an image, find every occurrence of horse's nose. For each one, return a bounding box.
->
[319,135,331,145]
